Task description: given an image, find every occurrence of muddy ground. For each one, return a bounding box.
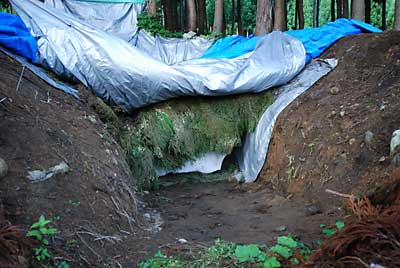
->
[0,30,399,268]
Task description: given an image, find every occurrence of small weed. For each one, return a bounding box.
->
[68,199,80,207]
[27,215,71,268]
[286,154,295,181]
[308,143,316,155]
[320,220,345,237]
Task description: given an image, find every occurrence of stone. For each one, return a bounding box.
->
[329,86,340,95]
[339,110,345,117]
[390,130,400,156]
[305,204,321,216]
[0,158,8,178]
[274,225,287,232]
[27,162,69,183]
[364,131,374,145]
[349,138,356,145]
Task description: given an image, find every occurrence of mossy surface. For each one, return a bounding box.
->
[94,92,275,189]
[125,92,274,189]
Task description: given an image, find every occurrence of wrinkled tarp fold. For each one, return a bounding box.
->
[10,0,306,112]
[202,19,381,62]
[0,12,37,62]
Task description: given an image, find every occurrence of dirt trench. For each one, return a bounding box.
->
[0,30,399,268]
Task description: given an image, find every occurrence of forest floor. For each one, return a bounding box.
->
[0,31,399,268]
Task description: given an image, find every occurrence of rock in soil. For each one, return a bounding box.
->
[0,158,7,178]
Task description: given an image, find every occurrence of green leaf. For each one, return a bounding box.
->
[27,230,42,240]
[269,245,292,259]
[235,244,261,262]
[277,236,297,248]
[319,224,326,228]
[263,256,281,268]
[322,228,336,237]
[335,221,345,230]
[42,239,49,245]
[291,257,300,265]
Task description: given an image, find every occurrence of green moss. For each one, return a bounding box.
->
[122,91,274,189]
[92,91,274,190]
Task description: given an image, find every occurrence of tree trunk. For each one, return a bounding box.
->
[274,0,286,30]
[237,0,243,34]
[256,0,273,35]
[296,0,304,29]
[172,0,178,31]
[313,0,320,27]
[186,0,197,31]
[180,0,185,32]
[382,0,386,30]
[213,0,224,33]
[343,0,349,17]
[352,0,365,20]
[164,0,174,31]
[331,0,336,21]
[395,0,400,30]
[198,0,206,33]
[231,0,236,33]
[147,0,157,14]
[336,0,343,18]
[365,0,371,23]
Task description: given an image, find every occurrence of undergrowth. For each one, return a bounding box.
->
[139,236,311,268]
[137,14,183,38]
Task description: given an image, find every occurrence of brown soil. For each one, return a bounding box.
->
[0,52,142,267]
[259,31,400,208]
[0,30,399,268]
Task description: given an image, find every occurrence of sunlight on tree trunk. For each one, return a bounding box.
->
[147,0,157,14]
[256,0,273,34]
[186,0,197,31]
[395,0,400,30]
[274,0,287,30]
[352,0,365,21]
[213,0,224,33]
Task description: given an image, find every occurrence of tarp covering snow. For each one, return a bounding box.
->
[202,19,382,62]
[10,0,306,112]
[0,12,37,62]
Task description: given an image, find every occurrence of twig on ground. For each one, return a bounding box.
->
[76,233,102,260]
[16,65,25,92]
[325,189,354,199]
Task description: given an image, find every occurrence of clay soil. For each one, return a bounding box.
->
[0,30,399,268]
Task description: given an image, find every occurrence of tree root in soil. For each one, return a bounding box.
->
[304,198,400,268]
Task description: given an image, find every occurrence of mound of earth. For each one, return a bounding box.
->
[259,31,400,207]
[0,52,143,267]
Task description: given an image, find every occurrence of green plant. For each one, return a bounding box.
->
[320,220,345,237]
[139,251,185,268]
[137,13,183,38]
[27,215,58,262]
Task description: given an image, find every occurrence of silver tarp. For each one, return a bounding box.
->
[131,30,213,65]
[156,59,337,180]
[10,0,306,112]
[237,59,338,182]
[43,0,145,42]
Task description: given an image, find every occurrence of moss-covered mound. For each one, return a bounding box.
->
[94,91,274,189]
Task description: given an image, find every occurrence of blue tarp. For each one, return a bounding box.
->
[202,19,382,62]
[0,12,37,62]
